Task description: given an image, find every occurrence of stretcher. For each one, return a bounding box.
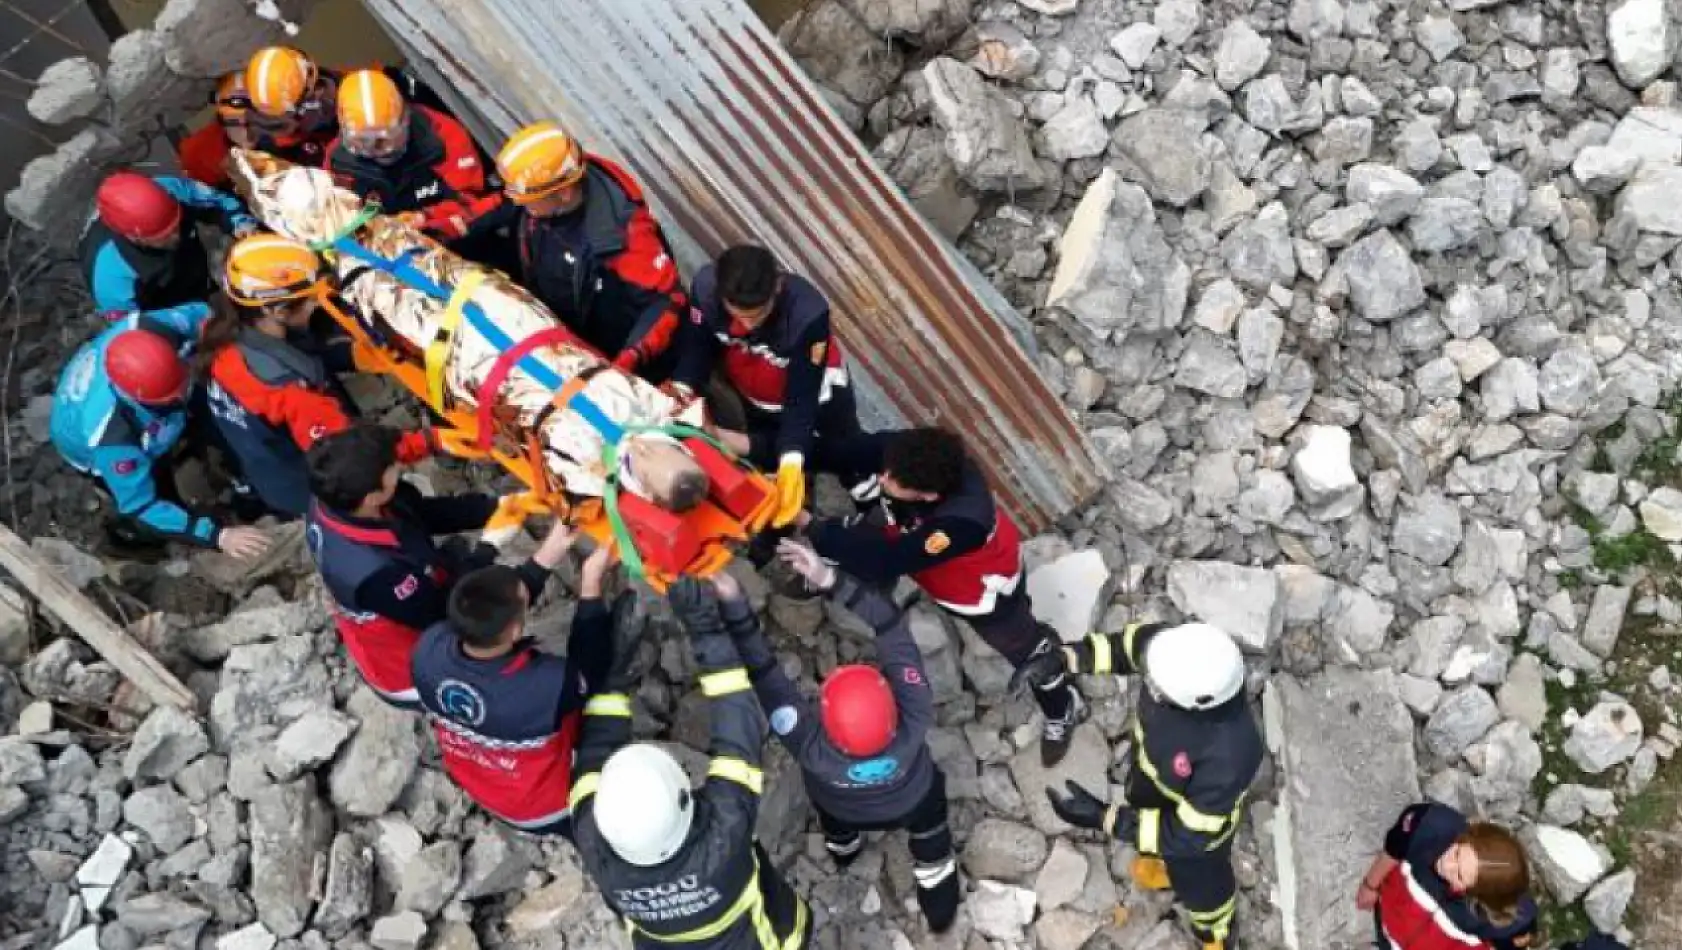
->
[224,148,778,587]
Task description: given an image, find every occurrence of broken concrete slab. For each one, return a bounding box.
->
[26,58,103,125]
[1167,559,1283,651]
[1027,549,1110,642]
[1267,669,1420,950]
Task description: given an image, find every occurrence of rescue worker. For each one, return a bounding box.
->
[244,46,448,169]
[734,539,959,931]
[325,69,504,248]
[410,540,621,836]
[570,573,811,950]
[493,121,685,380]
[201,234,435,518]
[82,171,258,321]
[304,423,566,708]
[806,426,1086,766]
[178,73,261,189]
[673,244,858,528]
[1355,801,1538,950]
[1014,621,1263,950]
[50,304,271,560]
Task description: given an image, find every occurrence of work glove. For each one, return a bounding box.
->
[1045,780,1110,831]
[776,538,836,593]
[668,576,725,638]
[1008,643,1072,697]
[772,454,806,528]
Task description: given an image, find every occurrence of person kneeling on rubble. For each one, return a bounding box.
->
[735,539,960,932]
[325,70,505,253]
[50,303,271,561]
[304,423,576,708]
[1015,621,1263,950]
[1355,801,1538,950]
[571,574,811,950]
[410,539,623,837]
[201,234,438,518]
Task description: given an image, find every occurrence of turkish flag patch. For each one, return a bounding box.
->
[1172,752,1193,779]
[112,459,138,475]
[923,531,950,555]
[903,667,924,686]
[394,574,420,600]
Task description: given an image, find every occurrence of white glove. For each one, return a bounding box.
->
[776,538,836,592]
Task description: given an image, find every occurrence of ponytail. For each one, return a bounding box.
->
[193,296,248,376]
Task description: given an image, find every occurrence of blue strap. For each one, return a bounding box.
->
[332,239,623,443]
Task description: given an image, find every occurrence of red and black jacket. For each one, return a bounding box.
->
[1375,803,1538,950]
[409,599,612,830]
[810,432,1022,616]
[305,483,542,706]
[675,266,846,464]
[515,156,684,377]
[327,105,504,242]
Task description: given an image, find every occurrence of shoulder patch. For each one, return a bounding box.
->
[394,574,421,600]
[810,340,828,365]
[112,458,138,476]
[903,667,924,687]
[437,679,487,726]
[923,531,950,555]
[1172,751,1193,779]
[770,706,799,736]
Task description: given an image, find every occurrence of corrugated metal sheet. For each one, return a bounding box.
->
[360,0,1109,529]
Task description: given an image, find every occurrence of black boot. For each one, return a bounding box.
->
[824,830,863,869]
[1040,687,1088,767]
[914,859,961,933]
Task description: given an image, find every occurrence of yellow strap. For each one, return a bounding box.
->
[1090,633,1113,675]
[1138,808,1161,855]
[425,268,486,410]
[585,694,632,718]
[1121,622,1143,668]
[568,771,600,810]
[628,855,764,943]
[1187,894,1238,925]
[707,756,765,794]
[700,668,752,697]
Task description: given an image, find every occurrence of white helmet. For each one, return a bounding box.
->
[1142,623,1245,710]
[593,744,695,866]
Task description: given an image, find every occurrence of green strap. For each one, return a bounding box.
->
[600,422,745,581]
[308,203,382,252]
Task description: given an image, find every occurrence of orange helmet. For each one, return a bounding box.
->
[223,234,326,306]
[246,46,318,118]
[497,121,586,204]
[337,69,407,134]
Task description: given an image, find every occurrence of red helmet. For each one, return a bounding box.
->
[96,172,182,243]
[105,330,189,405]
[820,665,898,757]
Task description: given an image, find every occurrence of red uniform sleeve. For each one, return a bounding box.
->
[211,350,352,451]
[421,107,505,240]
[606,206,685,369]
[394,431,434,464]
[177,124,233,189]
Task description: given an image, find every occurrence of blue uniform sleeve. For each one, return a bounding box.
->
[133,302,212,350]
[89,242,141,317]
[809,512,988,586]
[154,176,255,232]
[758,314,831,465]
[90,445,219,547]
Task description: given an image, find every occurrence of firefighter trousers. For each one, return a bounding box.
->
[814,769,959,930]
[962,585,1076,722]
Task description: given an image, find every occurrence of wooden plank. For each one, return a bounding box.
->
[0,524,195,710]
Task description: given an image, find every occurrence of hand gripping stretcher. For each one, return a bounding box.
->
[226,149,777,587]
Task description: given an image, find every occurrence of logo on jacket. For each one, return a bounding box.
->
[810,341,827,365]
[923,531,950,555]
[903,668,924,686]
[1172,752,1193,779]
[846,757,901,785]
[394,574,421,600]
[414,182,442,201]
[437,679,487,726]
[770,706,799,736]
[112,458,138,476]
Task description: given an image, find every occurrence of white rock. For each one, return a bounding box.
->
[1523,824,1610,903]
[1109,24,1162,68]
[1155,0,1203,47]
[1167,560,1282,651]
[1193,278,1247,334]
[1608,0,1673,89]
[54,925,99,950]
[268,710,358,781]
[1640,486,1682,540]
[1618,165,1682,235]
[969,880,1037,942]
[1563,700,1643,773]
[370,910,428,950]
[1585,868,1636,933]
[217,923,278,950]
[77,835,132,888]
[1213,22,1271,90]
[1291,426,1361,516]
[1027,550,1110,642]
[1016,0,1079,13]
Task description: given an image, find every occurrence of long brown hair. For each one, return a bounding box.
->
[192,295,252,376]
[1460,823,1530,923]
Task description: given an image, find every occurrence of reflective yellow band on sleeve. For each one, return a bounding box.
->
[700,668,752,697]
[627,855,765,943]
[1089,633,1113,675]
[708,756,765,794]
[1137,808,1161,855]
[567,772,600,810]
[584,693,632,718]
[1175,801,1231,834]
[1121,623,1143,668]
[425,268,486,410]
[1187,894,1237,925]
[1102,803,1122,837]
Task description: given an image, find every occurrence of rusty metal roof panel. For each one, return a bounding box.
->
[361,0,1109,530]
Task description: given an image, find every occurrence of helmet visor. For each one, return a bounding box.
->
[343,118,408,161]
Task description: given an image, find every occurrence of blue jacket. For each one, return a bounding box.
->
[80,176,254,321]
[49,304,221,546]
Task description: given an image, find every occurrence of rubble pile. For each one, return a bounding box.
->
[7,0,1682,946]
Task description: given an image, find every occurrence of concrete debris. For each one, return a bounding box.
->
[1167,559,1282,651]
[1046,169,1189,342]
[1585,868,1636,933]
[924,58,1049,193]
[329,687,420,817]
[1523,824,1611,903]
[1025,549,1109,642]
[1563,700,1644,774]
[249,776,332,938]
[27,58,104,125]
[124,705,210,780]
[268,708,358,781]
